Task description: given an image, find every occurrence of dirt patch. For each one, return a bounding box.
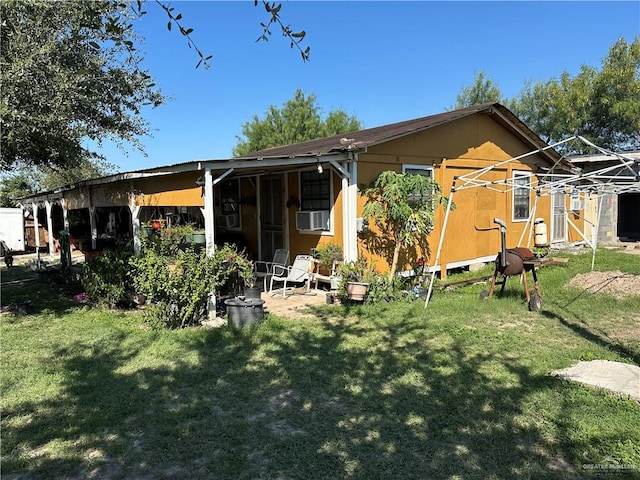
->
[566,270,640,298]
[261,288,330,319]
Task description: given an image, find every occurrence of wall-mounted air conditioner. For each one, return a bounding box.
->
[217,213,239,229]
[570,195,584,212]
[296,210,329,231]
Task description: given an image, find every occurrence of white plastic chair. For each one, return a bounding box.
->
[269,254,315,298]
[253,249,289,291]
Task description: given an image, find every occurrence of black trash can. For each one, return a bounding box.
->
[225,297,265,329]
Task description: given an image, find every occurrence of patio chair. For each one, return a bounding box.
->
[254,248,289,291]
[269,254,315,298]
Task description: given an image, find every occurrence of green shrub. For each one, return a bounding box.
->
[130,243,253,329]
[79,249,133,307]
[312,243,343,272]
[141,225,195,258]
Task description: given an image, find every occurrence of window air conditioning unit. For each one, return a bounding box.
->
[296,210,329,231]
[217,213,239,229]
[570,195,584,212]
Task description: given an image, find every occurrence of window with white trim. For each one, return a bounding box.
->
[403,164,434,203]
[570,190,583,212]
[512,171,531,221]
[298,169,331,232]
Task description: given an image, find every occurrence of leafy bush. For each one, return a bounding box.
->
[141,224,195,258]
[312,242,343,273]
[130,243,253,329]
[79,249,133,307]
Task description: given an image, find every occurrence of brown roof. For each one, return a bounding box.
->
[236,102,566,167]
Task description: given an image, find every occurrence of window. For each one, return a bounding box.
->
[403,164,433,179]
[570,190,583,212]
[403,164,434,203]
[299,169,331,232]
[217,179,241,229]
[300,170,330,211]
[512,171,531,221]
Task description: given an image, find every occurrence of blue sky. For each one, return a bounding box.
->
[100,1,639,171]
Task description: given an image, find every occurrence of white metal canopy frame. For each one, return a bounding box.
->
[424,135,640,309]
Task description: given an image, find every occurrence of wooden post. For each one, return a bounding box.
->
[31,202,40,251]
[89,207,97,250]
[129,193,141,255]
[45,200,55,257]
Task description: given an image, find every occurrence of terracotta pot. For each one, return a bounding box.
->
[346,282,369,301]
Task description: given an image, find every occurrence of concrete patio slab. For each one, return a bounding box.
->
[551,360,640,401]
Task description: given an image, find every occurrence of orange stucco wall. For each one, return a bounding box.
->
[134,173,204,207]
[63,172,205,210]
[355,114,571,275]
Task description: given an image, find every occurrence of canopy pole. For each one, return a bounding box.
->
[424,185,456,309]
[518,195,539,248]
[592,193,605,271]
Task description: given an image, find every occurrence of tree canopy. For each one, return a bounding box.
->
[450,71,504,109]
[511,37,640,151]
[0,0,165,173]
[454,38,640,152]
[0,0,309,178]
[232,90,363,156]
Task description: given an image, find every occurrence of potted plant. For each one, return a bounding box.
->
[140,221,155,238]
[242,272,261,300]
[312,242,343,275]
[337,257,374,302]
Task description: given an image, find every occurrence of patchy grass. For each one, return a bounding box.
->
[1,247,639,479]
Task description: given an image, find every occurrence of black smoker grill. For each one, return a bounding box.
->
[480,218,542,311]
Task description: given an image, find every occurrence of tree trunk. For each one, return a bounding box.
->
[388,242,402,281]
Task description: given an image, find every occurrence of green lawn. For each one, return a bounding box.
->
[2,248,639,479]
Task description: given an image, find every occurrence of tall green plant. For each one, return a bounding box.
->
[362,171,449,281]
[129,243,254,329]
[79,249,133,307]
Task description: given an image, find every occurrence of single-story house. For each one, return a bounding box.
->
[20,102,580,278]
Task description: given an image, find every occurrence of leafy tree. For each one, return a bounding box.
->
[233,90,363,156]
[0,172,35,207]
[0,158,115,207]
[450,71,504,109]
[452,38,639,152]
[1,0,164,172]
[361,171,448,281]
[1,0,309,175]
[31,158,117,192]
[510,37,640,151]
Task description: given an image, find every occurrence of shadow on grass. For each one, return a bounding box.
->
[5,304,624,479]
[541,309,640,365]
[1,266,85,317]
